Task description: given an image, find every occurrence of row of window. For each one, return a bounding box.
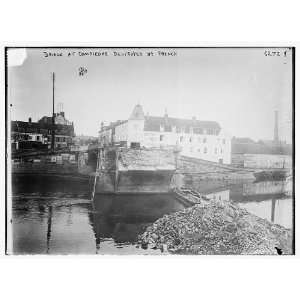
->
[191,147,224,154]
[159,126,219,135]
[158,135,226,144]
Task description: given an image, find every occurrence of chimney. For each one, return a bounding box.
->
[164,108,168,118]
[28,117,32,124]
[274,110,279,144]
[164,108,168,125]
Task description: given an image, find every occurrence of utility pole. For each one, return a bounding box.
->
[51,72,55,151]
[274,110,279,145]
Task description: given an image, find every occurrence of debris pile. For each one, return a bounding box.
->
[138,198,293,255]
[119,148,175,169]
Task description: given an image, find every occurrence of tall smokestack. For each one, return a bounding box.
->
[274,110,279,144]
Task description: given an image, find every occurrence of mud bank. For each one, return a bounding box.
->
[138,198,293,255]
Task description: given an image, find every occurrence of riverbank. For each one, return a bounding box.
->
[138,197,293,255]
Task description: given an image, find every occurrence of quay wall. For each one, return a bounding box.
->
[232,153,292,169]
[12,162,78,174]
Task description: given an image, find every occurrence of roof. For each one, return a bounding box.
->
[101,120,128,132]
[129,104,144,120]
[39,116,53,124]
[232,137,255,144]
[144,116,221,133]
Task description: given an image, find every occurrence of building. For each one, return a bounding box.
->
[99,104,232,164]
[39,111,73,126]
[231,111,293,168]
[11,111,75,151]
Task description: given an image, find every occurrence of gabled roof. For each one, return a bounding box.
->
[144,116,221,132]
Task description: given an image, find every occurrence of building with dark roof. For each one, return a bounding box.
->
[99,104,231,164]
[11,112,75,151]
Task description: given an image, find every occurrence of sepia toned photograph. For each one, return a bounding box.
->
[5,47,294,255]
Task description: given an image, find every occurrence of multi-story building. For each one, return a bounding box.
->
[11,111,75,151]
[99,104,231,164]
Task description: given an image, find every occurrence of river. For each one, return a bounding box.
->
[10,175,293,254]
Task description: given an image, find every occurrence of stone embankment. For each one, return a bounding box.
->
[138,195,293,255]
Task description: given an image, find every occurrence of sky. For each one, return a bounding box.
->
[8,47,293,143]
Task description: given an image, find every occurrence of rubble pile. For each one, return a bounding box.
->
[138,198,293,255]
[120,148,175,169]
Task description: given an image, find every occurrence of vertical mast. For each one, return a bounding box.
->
[274,110,279,144]
[51,72,55,151]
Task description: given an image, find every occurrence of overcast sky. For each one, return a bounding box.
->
[8,47,293,143]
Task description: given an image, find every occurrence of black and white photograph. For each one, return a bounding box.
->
[5,47,294,255]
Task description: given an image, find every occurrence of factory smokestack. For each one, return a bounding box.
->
[274,110,279,144]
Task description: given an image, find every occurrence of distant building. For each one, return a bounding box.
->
[11,111,75,151]
[231,111,293,168]
[99,104,232,164]
[38,111,73,126]
[71,135,98,152]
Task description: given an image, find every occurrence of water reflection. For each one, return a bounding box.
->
[89,194,186,254]
[194,180,293,229]
[12,176,187,254]
[11,175,293,254]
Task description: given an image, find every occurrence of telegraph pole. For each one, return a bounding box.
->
[51,72,55,151]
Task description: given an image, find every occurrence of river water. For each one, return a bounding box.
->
[10,175,293,254]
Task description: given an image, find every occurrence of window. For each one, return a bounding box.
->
[204,147,207,154]
[160,135,164,141]
[203,138,207,143]
[220,148,223,154]
[189,137,192,143]
[180,136,184,143]
[194,128,203,134]
[36,136,40,141]
[223,139,226,145]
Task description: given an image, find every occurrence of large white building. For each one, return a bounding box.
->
[99,104,231,164]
